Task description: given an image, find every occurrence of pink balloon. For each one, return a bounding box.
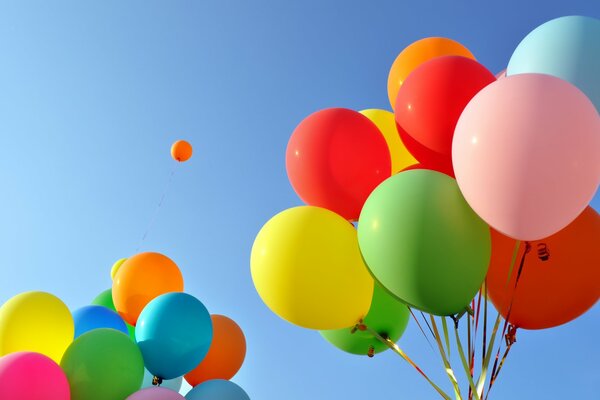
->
[453,73,600,241]
[495,69,506,80]
[126,387,185,400]
[0,352,70,400]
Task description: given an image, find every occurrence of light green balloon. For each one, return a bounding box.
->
[92,289,136,341]
[320,283,409,355]
[60,328,144,400]
[358,170,491,316]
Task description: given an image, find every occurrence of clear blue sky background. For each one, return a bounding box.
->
[0,1,598,399]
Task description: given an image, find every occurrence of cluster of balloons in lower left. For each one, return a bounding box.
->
[0,252,250,400]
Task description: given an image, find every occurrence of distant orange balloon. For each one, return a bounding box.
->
[112,252,184,326]
[387,37,475,109]
[171,140,193,162]
[486,207,600,330]
[184,315,246,387]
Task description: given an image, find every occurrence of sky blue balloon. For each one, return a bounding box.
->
[136,292,213,380]
[141,367,183,392]
[507,16,600,111]
[185,380,250,400]
[73,305,129,338]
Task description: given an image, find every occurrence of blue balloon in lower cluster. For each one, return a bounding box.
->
[136,292,213,380]
[73,305,129,338]
[185,380,250,400]
[141,367,183,392]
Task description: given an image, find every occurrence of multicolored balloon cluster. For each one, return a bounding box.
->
[251,15,600,361]
[0,252,249,400]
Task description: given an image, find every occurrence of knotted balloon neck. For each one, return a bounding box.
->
[152,376,163,386]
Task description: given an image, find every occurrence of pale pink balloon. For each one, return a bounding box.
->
[453,73,600,241]
[126,386,185,400]
[0,352,70,400]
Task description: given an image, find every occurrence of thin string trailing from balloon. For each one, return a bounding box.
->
[359,323,453,400]
[408,307,436,351]
[429,315,462,399]
[135,166,177,253]
[453,318,481,400]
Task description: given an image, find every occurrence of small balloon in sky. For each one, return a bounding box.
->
[111,258,128,280]
[171,140,193,162]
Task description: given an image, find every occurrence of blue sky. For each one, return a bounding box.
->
[0,1,598,399]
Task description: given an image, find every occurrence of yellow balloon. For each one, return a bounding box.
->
[251,206,374,330]
[0,291,74,363]
[360,109,417,174]
[110,257,128,280]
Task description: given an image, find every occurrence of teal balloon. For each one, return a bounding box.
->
[141,368,182,392]
[185,380,250,400]
[358,170,491,316]
[60,328,144,400]
[507,16,600,110]
[320,283,409,355]
[92,288,136,341]
[136,293,213,380]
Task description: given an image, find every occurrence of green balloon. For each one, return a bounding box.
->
[61,328,144,400]
[320,283,409,355]
[92,289,136,341]
[358,170,491,316]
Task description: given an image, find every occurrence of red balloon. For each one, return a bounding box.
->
[486,207,600,330]
[394,56,495,163]
[396,123,454,177]
[286,108,391,220]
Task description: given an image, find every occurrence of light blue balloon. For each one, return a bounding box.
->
[136,292,213,380]
[185,380,250,400]
[73,305,129,338]
[507,16,600,111]
[141,367,183,392]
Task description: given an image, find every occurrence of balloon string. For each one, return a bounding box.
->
[429,315,462,400]
[359,323,453,400]
[486,242,530,397]
[135,166,177,253]
[408,307,436,351]
[453,318,481,400]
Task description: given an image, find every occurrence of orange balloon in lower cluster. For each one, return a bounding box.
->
[486,207,600,330]
[184,315,246,387]
[171,140,193,162]
[112,252,184,326]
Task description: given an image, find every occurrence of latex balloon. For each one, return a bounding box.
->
[113,252,184,326]
[507,16,600,111]
[396,123,454,176]
[127,387,185,400]
[136,293,213,380]
[185,315,246,386]
[495,69,506,80]
[486,207,600,330]
[0,291,74,363]
[358,170,491,315]
[286,108,391,220]
[251,206,374,329]
[359,109,417,174]
[61,328,144,400]
[111,258,128,280]
[171,140,193,162]
[387,37,475,109]
[395,56,495,161]
[185,380,250,400]
[141,368,183,392]
[320,283,409,355]
[0,352,70,400]
[453,73,600,241]
[92,289,136,341]
[73,305,129,338]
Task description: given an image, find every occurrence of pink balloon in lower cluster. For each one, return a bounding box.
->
[0,352,70,400]
[453,73,600,241]
[126,387,185,400]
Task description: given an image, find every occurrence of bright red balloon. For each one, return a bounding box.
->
[396,123,454,177]
[394,56,495,163]
[486,207,600,330]
[286,108,391,220]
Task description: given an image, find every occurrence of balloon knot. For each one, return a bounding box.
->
[537,243,550,261]
[152,376,163,386]
[367,345,375,358]
[505,324,518,347]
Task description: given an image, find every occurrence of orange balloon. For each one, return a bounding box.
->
[486,207,600,330]
[184,315,246,386]
[112,252,184,326]
[387,37,475,109]
[171,140,193,162]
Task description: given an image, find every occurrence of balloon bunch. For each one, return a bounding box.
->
[252,15,600,399]
[0,141,251,400]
